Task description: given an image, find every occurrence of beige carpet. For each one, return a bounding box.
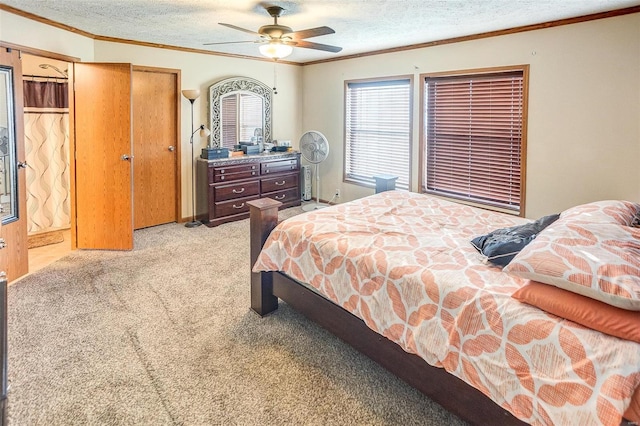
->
[7,207,466,425]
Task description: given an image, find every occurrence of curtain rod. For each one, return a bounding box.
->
[23,74,68,80]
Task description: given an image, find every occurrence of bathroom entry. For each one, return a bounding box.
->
[21,54,71,248]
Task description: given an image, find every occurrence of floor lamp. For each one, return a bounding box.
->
[182,89,211,228]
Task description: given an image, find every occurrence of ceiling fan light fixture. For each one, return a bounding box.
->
[259,42,293,59]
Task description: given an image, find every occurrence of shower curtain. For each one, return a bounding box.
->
[23,79,71,234]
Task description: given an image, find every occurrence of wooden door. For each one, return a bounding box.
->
[0,47,28,282]
[73,63,133,250]
[132,67,179,229]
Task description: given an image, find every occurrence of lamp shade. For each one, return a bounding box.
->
[199,126,211,137]
[182,89,200,101]
[259,42,293,59]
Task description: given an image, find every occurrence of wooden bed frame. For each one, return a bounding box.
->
[248,198,524,426]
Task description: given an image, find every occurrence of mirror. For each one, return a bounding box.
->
[0,66,17,224]
[221,92,264,146]
[209,77,272,149]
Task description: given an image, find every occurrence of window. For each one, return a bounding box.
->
[421,66,528,214]
[345,77,412,190]
[221,93,264,148]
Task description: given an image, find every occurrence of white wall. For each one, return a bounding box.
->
[0,10,94,61]
[302,13,640,218]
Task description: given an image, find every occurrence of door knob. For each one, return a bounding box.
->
[168,146,175,152]
[17,161,27,169]
[121,154,133,161]
[0,238,6,250]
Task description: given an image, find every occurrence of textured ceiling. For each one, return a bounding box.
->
[2,0,640,63]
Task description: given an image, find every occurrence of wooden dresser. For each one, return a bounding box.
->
[196,152,301,227]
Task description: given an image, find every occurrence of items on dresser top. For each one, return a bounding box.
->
[201,147,229,160]
[242,144,261,155]
[196,152,301,227]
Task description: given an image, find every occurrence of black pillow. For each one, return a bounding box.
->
[471,214,560,267]
[632,208,640,227]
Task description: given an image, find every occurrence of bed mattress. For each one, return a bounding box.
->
[253,191,640,425]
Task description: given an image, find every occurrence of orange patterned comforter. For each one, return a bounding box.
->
[253,191,640,425]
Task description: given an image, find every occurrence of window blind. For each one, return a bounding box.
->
[424,71,525,212]
[221,95,237,148]
[239,94,263,143]
[345,79,411,190]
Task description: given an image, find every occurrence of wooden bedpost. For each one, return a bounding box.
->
[248,198,282,316]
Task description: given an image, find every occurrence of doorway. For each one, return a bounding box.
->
[21,53,72,266]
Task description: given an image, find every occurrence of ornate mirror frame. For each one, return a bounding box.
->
[0,66,17,225]
[208,77,272,148]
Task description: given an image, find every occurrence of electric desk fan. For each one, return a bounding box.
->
[300,131,330,211]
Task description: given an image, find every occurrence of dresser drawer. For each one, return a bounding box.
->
[261,158,299,175]
[261,173,299,193]
[214,181,260,202]
[214,195,260,218]
[262,188,299,204]
[212,163,259,183]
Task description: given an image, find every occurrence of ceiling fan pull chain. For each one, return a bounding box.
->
[273,62,278,95]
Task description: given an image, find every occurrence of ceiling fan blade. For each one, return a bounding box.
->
[286,26,335,40]
[295,40,342,53]
[219,23,261,36]
[203,40,257,46]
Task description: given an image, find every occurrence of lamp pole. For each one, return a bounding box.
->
[182,89,202,228]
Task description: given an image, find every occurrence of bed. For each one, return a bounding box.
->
[248,191,640,425]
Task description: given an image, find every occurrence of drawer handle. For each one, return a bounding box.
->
[232,203,245,209]
[220,176,225,180]
[275,194,286,200]
[220,170,225,174]
[232,188,245,194]
[265,170,269,174]
[275,180,286,186]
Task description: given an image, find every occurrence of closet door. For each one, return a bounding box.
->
[132,67,179,229]
[73,63,133,250]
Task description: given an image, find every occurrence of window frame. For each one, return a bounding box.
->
[343,75,413,190]
[418,65,529,216]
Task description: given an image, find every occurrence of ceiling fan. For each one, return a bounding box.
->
[204,5,342,59]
